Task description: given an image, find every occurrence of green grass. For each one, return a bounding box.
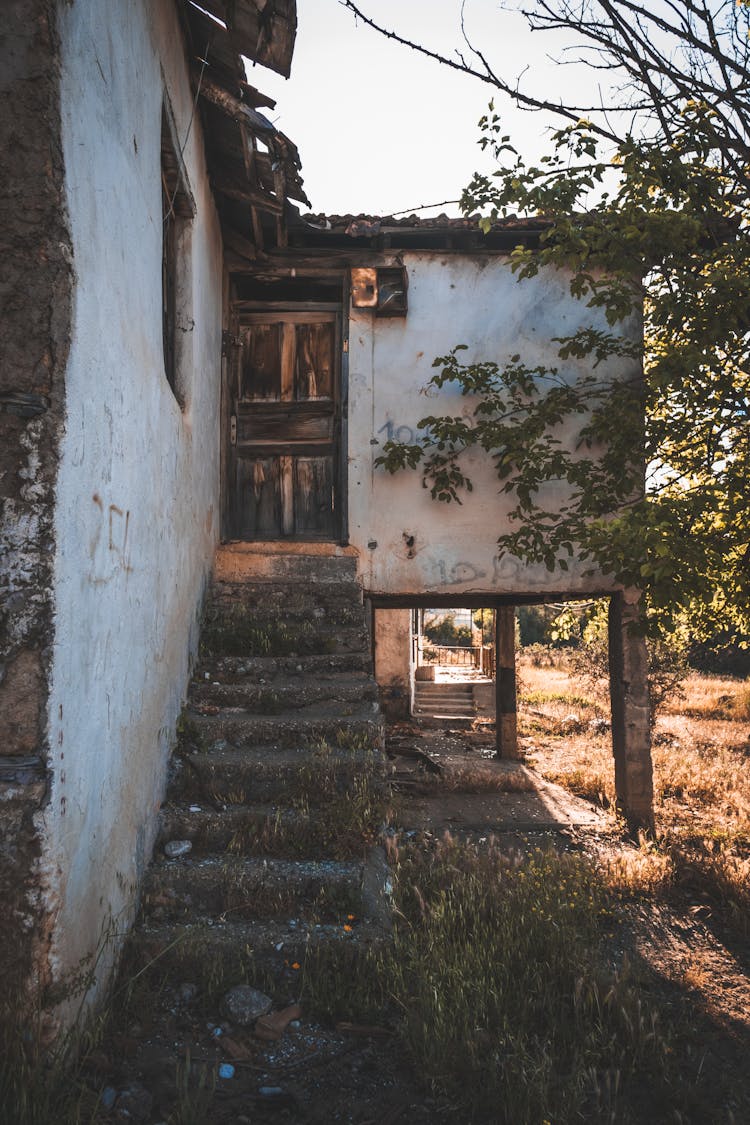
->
[200,607,316,657]
[521,689,595,709]
[301,838,703,1124]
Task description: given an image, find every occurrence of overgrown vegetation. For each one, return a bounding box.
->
[521,648,750,947]
[303,838,716,1124]
[200,606,320,657]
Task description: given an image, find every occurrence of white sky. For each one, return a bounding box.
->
[252,0,608,217]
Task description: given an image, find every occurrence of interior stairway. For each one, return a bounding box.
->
[128,544,390,984]
[413,680,476,726]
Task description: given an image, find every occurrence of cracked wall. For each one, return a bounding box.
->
[0,0,72,1029]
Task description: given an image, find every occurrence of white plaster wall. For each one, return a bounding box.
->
[42,0,223,1004]
[348,253,640,597]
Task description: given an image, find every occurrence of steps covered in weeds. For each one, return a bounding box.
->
[127,544,391,990]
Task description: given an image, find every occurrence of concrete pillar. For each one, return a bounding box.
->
[495,606,520,759]
[608,591,654,833]
[373,608,413,720]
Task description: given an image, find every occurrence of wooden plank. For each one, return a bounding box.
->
[232,455,283,538]
[236,441,334,459]
[240,311,337,326]
[221,222,257,262]
[294,457,334,536]
[238,410,332,444]
[198,74,276,133]
[239,323,282,399]
[194,0,297,78]
[234,301,343,312]
[280,455,294,535]
[295,322,334,400]
[280,323,295,401]
[212,172,283,215]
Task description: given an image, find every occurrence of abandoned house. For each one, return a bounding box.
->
[0,0,652,1035]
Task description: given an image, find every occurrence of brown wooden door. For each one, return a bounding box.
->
[228,311,340,539]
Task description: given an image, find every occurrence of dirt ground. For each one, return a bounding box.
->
[80,717,750,1124]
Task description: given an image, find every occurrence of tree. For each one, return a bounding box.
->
[345,1,750,638]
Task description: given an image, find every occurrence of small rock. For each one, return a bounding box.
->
[560,713,584,733]
[100,1086,117,1111]
[164,839,192,859]
[218,1063,235,1080]
[178,982,198,1006]
[221,984,272,1025]
[588,718,611,734]
[210,739,229,752]
[254,1004,303,1041]
[188,805,201,813]
[114,1082,152,1122]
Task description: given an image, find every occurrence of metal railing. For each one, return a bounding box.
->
[421,644,480,667]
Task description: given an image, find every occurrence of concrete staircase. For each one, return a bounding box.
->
[128,544,390,984]
[413,680,476,726]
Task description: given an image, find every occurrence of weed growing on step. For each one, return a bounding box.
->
[302,838,698,1124]
[169,1050,216,1125]
[175,710,206,754]
[200,606,316,658]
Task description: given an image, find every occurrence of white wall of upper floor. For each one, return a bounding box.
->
[347,252,641,597]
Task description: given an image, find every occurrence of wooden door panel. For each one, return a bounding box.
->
[239,324,283,400]
[237,402,333,445]
[294,457,334,536]
[232,456,283,539]
[294,323,333,400]
[229,310,340,540]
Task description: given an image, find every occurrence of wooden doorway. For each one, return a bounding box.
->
[228,310,342,540]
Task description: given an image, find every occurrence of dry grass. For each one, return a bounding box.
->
[520,651,750,933]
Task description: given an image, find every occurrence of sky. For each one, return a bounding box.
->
[251,0,606,218]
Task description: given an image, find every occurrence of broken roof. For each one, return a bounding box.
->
[181,0,308,256]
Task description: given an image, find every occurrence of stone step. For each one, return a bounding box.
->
[205,599,365,634]
[208,580,363,613]
[413,688,472,697]
[199,620,371,659]
[189,672,378,711]
[182,703,384,751]
[170,746,387,806]
[141,856,367,925]
[198,651,374,681]
[128,914,387,981]
[215,549,359,586]
[157,802,309,856]
[414,705,475,716]
[415,685,475,695]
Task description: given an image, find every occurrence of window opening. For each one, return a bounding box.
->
[161,103,195,405]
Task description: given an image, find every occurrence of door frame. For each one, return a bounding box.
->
[222,298,348,544]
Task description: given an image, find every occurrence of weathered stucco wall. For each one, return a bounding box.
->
[348,253,640,598]
[0,0,72,1028]
[40,0,223,1016]
[373,608,413,718]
